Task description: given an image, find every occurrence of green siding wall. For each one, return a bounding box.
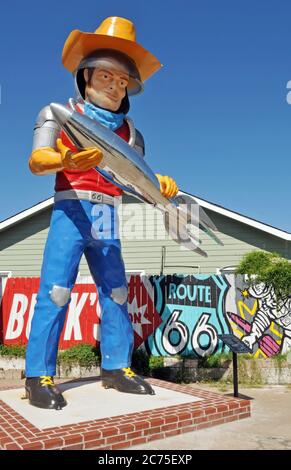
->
[0,196,290,277]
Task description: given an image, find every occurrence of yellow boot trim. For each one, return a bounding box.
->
[40,376,54,387]
[122,367,136,378]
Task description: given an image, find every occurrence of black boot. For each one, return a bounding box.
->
[101,367,155,395]
[25,376,67,410]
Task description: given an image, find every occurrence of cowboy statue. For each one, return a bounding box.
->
[25,16,179,409]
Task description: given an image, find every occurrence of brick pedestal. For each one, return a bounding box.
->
[0,378,251,450]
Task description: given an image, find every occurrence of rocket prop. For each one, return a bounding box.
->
[50,102,223,256]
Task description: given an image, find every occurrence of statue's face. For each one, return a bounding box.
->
[84,64,129,111]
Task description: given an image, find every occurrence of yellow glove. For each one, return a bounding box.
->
[56,138,103,171]
[156,173,179,198]
[29,147,64,175]
[29,140,103,175]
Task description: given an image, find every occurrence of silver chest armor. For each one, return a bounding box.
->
[32,100,145,157]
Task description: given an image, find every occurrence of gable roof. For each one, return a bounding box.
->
[0,193,290,242]
[182,191,291,241]
[0,198,54,232]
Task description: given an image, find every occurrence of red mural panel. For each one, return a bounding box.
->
[0,277,161,350]
[127,275,161,348]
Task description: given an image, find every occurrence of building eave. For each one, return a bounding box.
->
[0,192,290,242]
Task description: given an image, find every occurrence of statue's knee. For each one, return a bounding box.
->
[49,285,71,307]
[110,286,128,305]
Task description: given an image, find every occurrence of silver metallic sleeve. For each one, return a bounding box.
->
[133,129,145,157]
[125,117,145,157]
[32,105,61,151]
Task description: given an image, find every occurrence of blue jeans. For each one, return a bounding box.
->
[25,199,133,377]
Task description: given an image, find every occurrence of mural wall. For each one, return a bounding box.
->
[146,274,230,357]
[229,277,290,357]
[0,274,290,357]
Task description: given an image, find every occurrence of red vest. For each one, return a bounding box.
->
[55,106,129,196]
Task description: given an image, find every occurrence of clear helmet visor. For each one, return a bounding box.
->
[74,48,144,100]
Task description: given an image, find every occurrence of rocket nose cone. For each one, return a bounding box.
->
[50,103,72,126]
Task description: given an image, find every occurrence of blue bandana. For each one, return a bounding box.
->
[84,101,125,131]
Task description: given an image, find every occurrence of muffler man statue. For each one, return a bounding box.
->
[25,16,179,409]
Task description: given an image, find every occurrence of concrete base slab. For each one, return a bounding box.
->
[0,378,251,450]
[0,380,201,429]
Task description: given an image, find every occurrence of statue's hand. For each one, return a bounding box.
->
[56,138,103,171]
[156,174,179,198]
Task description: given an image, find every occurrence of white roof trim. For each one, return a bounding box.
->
[0,197,54,232]
[0,192,290,241]
[188,193,291,241]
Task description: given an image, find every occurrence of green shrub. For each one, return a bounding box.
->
[0,344,26,358]
[149,356,164,369]
[57,343,100,367]
[236,251,281,276]
[198,352,232,368]
[236,251,291,300]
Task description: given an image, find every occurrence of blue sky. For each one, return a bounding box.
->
[1,0,291,231]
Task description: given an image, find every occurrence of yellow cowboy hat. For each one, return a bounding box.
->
[62,16,162,86]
